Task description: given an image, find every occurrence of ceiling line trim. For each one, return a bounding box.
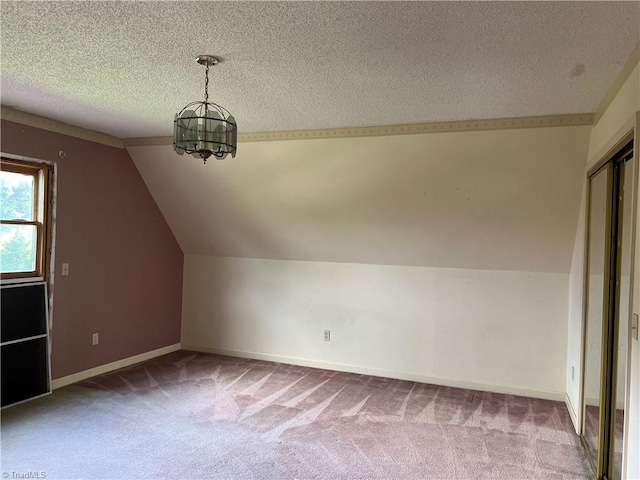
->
[1,106,125,149]
[594,40,640,126]
[123,113,594,147]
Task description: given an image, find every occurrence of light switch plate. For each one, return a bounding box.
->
[61,263,69,276]
[633,313,639,341]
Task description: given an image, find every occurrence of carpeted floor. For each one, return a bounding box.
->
[2,351,592,479]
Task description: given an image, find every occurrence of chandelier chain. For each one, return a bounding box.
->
[204,65,209,104]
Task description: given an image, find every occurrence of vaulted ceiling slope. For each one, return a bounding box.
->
[1,1,638,138]
[129,125,591,273]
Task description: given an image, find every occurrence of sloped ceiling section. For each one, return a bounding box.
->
[1,1,638,137]
[129,125,591,273]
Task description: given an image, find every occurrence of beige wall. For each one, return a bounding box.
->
[588,64,639,166]
[566,180,587,419]
[130,123,590,400]
[130,126,589,273]
[182,255,570,397]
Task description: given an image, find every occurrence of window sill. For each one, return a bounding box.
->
[1,277,45,286]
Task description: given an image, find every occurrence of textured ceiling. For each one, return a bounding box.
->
[1,1,639,138]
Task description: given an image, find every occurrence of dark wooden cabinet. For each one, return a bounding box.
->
[1,282,51,407]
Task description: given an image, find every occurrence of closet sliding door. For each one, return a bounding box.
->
[583,163,610,475]
[581,141,634,480]
[612,152,633,480]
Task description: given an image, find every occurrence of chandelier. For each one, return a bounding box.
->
[173,55,237,163]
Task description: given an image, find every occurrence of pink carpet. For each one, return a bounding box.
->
[1,351,591,479]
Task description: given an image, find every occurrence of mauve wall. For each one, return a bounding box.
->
[1,120,183,379]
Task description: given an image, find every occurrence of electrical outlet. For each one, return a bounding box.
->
[92,333,99,345]
[323,330,331,342]
[62,263,70,276]
[633,313,639,341]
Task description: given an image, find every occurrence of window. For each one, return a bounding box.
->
[1,159,50,279]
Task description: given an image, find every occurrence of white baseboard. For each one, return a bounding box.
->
[52,343,181,389]
[565,393,580,433]
[181,344,565,402]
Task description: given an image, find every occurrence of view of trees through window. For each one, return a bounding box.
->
[0,170,37,274]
